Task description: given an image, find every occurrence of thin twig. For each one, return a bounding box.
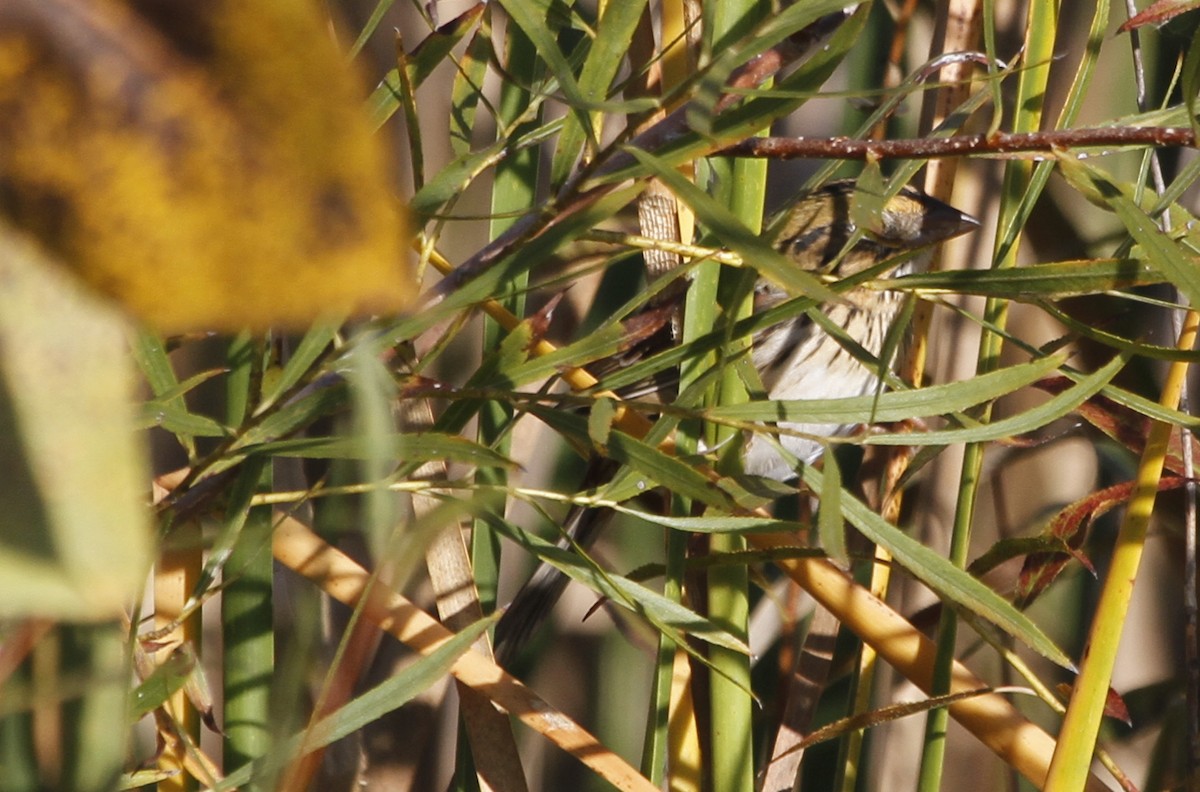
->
[719,126,1196,161]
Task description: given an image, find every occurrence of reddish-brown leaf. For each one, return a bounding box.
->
[1119,0,1200,32]
[1014,477,1190,608]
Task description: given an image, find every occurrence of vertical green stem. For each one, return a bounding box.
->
[703,168,762,792]
[916,2,1057,789]
[222,335,274,784]
[703,2,769,785]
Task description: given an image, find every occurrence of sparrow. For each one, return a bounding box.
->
[493,179,978,660]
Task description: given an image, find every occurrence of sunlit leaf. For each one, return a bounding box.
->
[708,353,1066,424]
[214,616,494,790]
[129,645,195,720]
[862,354,1126,447]
[817,450,846,562]
[449,10,493,156]
[1058,157,1200,311]
[550,0,649,185]
[889,258,1162,298]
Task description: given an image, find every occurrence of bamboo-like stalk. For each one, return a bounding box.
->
[155,521,202,792]
[634,0,696,778]
[270,514,660,792]
[1045,309,1199,788]
[702,1,770,784]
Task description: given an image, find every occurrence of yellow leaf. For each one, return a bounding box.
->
[0,0,413,332]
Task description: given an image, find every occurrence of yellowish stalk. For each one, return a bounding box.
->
[154,520,202,792]
[1045,308,1200,790]
[270,514,659,792]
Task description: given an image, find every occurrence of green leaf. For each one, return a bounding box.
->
[707,353,1067,424]
[379,181,647,351]
[497,519,750,655]
[203,382,351,477]
[862,353,1126,447]
[138,399,229,439]
[605,505,801,533]
[687,0,860,139]
[1182,24,1200,140]
[550,0,649,185]
[129,647,195,720]
[301,617,493,752]
[347,0,396,60]
[136,365,230,441]
[256,322,339,415]
[1039,300,1200,362]
[818,452,846,563]
[531,402,729,508]
[889,258,1162,299]
[1058,157,1200,310]
[591,2,863,186]
[130,330,202,456]
[367,5,486,128]
[588,397,618,447]
[493,0,588,109]
[800,466,1074,670]
[244,433,516,469]
[213,616,494,791]
[449,12,494,155]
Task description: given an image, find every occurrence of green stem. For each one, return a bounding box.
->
[643,522,689,782]
[701,0,770,767]
[222,336,274,785]
[916,1,1057,789]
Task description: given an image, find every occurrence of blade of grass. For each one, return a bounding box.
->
[130,330,201,460]
[701,2,773,782]
[550,0,649,185]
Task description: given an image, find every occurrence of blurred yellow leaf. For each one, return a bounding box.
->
[0,223,150,619]
[0,0,412,331]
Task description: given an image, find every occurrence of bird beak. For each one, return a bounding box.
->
[913,195,980,247]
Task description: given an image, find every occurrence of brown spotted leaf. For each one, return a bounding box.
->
[0,0,412,332]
